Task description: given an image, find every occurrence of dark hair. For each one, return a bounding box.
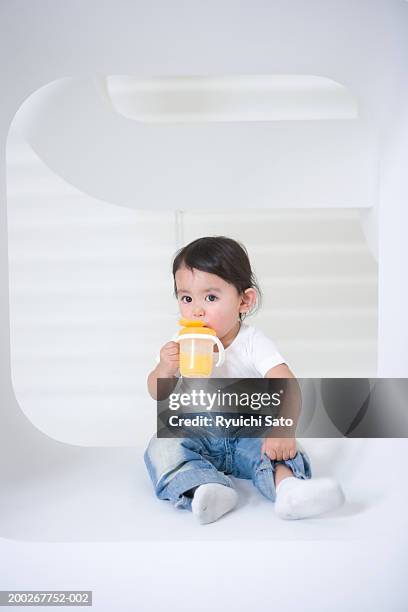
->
[172,236,262,321]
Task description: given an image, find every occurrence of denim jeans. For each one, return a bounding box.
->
[144,413,312,511]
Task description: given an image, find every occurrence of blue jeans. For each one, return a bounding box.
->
[144,414,312,510]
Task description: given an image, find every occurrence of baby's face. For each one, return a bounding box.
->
[175,266,243,338]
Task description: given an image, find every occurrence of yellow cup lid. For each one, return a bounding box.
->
[178,318,216,336]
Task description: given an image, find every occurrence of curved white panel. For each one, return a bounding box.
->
[105,74,358,122]
[12,76,378,210]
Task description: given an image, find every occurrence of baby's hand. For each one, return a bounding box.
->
[158,341,180,377]
[261,437,297,462]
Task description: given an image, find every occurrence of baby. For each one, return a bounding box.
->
[144,236,345,524]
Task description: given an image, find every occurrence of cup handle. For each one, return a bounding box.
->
[213,337,225,367]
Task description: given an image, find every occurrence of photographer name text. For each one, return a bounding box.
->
[168,415,293,428]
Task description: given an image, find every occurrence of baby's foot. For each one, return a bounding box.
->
[191,483,238,524]
[275,476,345,520]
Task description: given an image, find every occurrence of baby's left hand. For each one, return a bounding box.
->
[261,437,297,462]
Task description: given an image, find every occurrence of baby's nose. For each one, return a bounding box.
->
[193,307,205,317]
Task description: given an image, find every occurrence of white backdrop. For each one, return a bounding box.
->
[0,2,407,611]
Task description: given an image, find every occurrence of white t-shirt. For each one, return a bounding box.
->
[155,322,287,378]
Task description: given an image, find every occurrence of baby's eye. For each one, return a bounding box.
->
[206,294,218,302]
[180,296,192,303]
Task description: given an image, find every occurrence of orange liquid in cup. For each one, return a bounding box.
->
[179,351,213,377]
[178,335,216,378]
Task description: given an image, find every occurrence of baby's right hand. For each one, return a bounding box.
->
[158,341,180,377]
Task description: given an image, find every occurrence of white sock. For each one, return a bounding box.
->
[275,476,345,520]
[191,483,238,525]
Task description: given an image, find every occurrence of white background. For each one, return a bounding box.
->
[1,1,407,610]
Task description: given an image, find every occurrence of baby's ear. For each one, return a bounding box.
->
[244,287,257,301]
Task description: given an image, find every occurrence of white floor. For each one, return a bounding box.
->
[1,434,407,610]
[0,436,404,542]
